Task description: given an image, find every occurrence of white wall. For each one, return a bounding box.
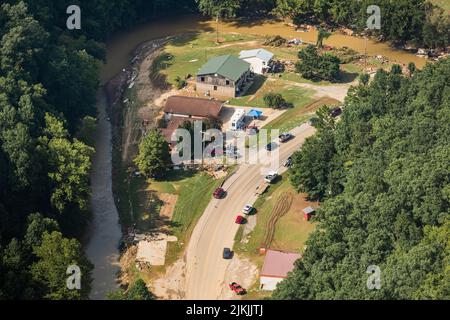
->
[242,57,266,74]
[260,276,284,291]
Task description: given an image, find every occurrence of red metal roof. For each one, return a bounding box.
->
[164,96,224,118]
[260,250,301,278]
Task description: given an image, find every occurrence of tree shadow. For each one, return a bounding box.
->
[337,70,359,84]
[240,74,267,97]
[158,169,196,182]
[227,16,284,29]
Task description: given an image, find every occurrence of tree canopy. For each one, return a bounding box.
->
[276,58,450,300]
[0,0,194,300]
[134,130,171,178]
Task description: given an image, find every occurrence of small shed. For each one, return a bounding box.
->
[260,250,301,291]
[302,206,315,221]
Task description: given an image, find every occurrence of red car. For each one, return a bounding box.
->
[229,282,246,295]
[213,188,225,199]
[235,216,245,224]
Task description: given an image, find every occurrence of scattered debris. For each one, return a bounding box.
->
[136,233,178,267]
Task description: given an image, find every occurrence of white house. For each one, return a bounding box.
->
[239,49,274,74]
[260,250,301,291]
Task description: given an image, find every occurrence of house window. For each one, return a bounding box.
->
[213,86,218,91]
[201,77,205,82]
[226,80,230,85]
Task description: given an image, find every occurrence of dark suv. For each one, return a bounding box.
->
[223,248,233,259]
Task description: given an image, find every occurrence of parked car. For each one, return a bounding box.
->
[265,142,276,151]
[223,248,233,259]
[265,172,279,184]
[229,282,247,295]
[213,187,225,199]
[242,205,255,215]
[235,215,245,224]
[330,107,342,118]
[284,157,293,168]
[279,133,293,143]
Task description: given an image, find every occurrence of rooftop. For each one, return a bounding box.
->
[164,96,224,118]
[239,49,274,62]
[197,55,250,81]
[260,250,301,279]
[303,206,316,214]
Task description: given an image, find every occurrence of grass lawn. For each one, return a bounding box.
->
[229,79,315,109]
[152,32,260,86]
[264,96,340,134]
[235,178,317,263]
[148,170,226,265]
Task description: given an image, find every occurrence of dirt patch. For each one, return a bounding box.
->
[159,193,178,221]
[301,97,341,114]
[135,233,178,266]
[285,79,353,102]
[151,258,187,300]
[220,255,259,300]
[118,245,139,285]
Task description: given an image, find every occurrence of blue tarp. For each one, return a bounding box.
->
[248,109,263,118]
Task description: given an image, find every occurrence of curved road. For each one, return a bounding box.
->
[185,123,316,299]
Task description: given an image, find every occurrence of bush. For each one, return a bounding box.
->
[264,35,287,47]
[296,45,340,82]
[174,76,187,89]
[264,93,289,109]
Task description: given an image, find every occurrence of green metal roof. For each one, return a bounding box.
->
[197,55,250,82]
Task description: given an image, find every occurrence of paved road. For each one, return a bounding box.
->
[185,123,316,300]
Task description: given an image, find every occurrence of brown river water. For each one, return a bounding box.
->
[87,14,427,299]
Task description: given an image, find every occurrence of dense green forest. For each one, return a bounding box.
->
[0,0,194,300]
[277,59,450,299]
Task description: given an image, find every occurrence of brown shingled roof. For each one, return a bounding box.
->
[164,96,224,118]
[260,250,301,278]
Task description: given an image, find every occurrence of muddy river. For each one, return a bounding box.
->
[85,91,121,300]
[88,14,426,300]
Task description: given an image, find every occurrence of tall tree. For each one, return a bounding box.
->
[134,130,171,178]
[316,27,331,49]
[31,231,93,300]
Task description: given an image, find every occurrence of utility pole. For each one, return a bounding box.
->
[216,14,220,44]
[365,36,368,70]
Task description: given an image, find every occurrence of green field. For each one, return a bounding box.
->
[234,178,317,299]
[148,170,226,264]
[235,178,316,262]
[152,32,259,85]
[229,78,315,109]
